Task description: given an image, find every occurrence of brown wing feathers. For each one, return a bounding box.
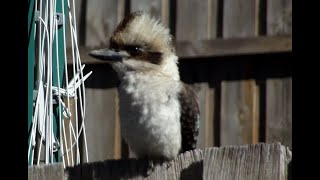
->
[178,83,200,153]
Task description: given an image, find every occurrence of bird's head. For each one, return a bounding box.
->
[88,11,179,80]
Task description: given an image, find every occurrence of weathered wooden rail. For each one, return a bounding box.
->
[28,143,292,180]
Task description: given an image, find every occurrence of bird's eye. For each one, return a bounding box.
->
[126,46,142,55]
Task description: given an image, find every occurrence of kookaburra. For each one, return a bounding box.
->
[89,11,200,161]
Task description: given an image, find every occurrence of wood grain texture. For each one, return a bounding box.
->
[69,36,292,64]
[223,0,259,38]
[84,88,117,162]
[85,0,121,48]
[176,35,292,58]
[176,0,212,40]
[266,78,292,149]
[62,98,79,167]
[221,0,260,146]
[266,0,292,149]
[28,163,64,180]
[82,64,119,162]
[221,80,259,145]
[62,143,291,180]
[131,0,170,28]
[267,0,292,35]
[192,83,214,149]
[174,0,218,149]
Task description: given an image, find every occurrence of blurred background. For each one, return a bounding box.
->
[64,0,292,163]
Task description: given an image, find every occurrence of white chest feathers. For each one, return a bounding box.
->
[118,72,182,160]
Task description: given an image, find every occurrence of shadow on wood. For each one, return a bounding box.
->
[179,161,203,180]
[28,143,292,180]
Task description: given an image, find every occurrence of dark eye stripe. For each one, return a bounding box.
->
[135,51,163,65]
[123,45,142,55]
[109,40,163,65]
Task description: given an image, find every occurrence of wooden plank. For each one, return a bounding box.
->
[266,78,292,149]
[176,0,211,40]
[175,0,218,149]
[192,83,214,149]
[62,98,79,166]
[221,0,260,146]
[68,36,292,64]
[28,163,64,180]
[82,64,119,162]
[223,0,259,37]
[176,35,291,58]
[81,0,125,162]
[64,143,292,179]
[113,90,121,159]
[267,0,292,35]
[208,0,218,38]
[131,0,169,28]
[221,80,259,145]
[266,0,292,149]
[85,0,121,48]
[84,88,117,162]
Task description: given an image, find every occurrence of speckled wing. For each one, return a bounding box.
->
[178,83,200,153]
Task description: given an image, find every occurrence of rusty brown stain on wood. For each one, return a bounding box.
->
[113,90,121,159]
[252,84,259,143]
[62,98,78,166]
[221,80,259,146]
[221,81,259,145]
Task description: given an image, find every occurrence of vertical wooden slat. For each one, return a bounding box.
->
[62,98,78,166]
[131,0,169,27]
[29,163,64,180]
[113,90,121,159]
[221,80,259,145]
[266,78,292,148]
[176,0,218,149]
[176,0,210,41]
[80,65,119,163]
[223,0,259,38]
[266,0,292,149]
[83,1,125,161]
[267,0,292,35]
[85,87,117,162]
[85,0,121,48]
[221,0,260,146]
[208,0,218,39]
[117,0,126,23]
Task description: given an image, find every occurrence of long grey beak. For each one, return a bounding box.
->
[88,48,128,62]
